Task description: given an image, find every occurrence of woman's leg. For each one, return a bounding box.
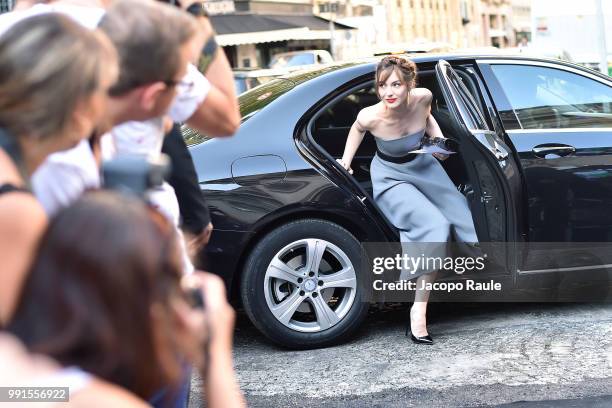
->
[374,179,449,339]
[410,270,438,337]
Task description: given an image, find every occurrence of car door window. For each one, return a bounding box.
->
[312,72,450,157]
[312,85,378,157]
[491,64,612,129]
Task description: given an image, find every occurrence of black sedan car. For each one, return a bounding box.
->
[183,53,612,349]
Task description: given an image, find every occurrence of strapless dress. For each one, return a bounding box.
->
[370,129,478,279]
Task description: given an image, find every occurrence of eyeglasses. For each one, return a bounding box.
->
[108,78,196,97]
[163,79,195,94]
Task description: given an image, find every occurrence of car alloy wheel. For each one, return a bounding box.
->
[241,219,369,348]
[263,238,357,332]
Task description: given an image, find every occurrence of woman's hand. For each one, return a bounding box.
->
[178,272,245,408]
[336,158,354,174]
[432,152,449,161]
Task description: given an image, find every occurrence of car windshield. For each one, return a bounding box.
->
[270,53,315,69]
[239,79,295,120]
[182,78,296,146]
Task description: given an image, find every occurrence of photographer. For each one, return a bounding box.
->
[160,0,241,253]
[7,192,245,408]
[0,13,118,323]
[26,0,200,216]
[176,0,239,137]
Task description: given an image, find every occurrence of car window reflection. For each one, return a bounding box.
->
[491,64,612,129]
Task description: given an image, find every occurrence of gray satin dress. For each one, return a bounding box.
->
[370,129,478,280]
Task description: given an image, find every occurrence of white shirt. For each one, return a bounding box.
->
[108,64,211,159]
[168,63,211,123]
[32,140,99,216]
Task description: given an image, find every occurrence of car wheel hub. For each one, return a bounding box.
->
[303,278,317,292]
[264,238,357,333]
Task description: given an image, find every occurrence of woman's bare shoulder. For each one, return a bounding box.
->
[356,104,381,129]
[0,335,147,408]
[71,380,149,408]
[0,334,59,383]
[411,87,433,103]
[0,193,46,230]
[0,192,47,262]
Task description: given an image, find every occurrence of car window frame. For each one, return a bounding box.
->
[437,61,490,132]
[307,63,491,153]
[478,59,612,132]
[307,75,378,160]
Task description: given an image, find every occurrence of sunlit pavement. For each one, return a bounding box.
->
[190,302,612,407]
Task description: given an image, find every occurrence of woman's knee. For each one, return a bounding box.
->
[422,211,451,240]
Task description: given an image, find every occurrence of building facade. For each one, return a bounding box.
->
[313,0,388,60]
[480,0,514,48]
[204,0,530,68]
[206,0,353,68]
[0,0,13,13]
[381,0,485,49]
[510,0,531,44]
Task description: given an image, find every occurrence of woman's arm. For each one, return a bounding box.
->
[421,93,449,161]
[338,114,368,174]
[0,194,47,324]
[420,89,444,140]
[425,113,445,140]
[182,4,240,137]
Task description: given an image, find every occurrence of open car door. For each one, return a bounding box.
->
[435,60,523,278]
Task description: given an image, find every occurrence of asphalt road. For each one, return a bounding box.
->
[189,302,612,407]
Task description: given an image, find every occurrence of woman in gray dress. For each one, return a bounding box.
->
[337,56,478,344]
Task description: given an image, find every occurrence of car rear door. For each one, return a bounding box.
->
[436,60,524,277]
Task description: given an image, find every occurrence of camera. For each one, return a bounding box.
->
[102,154,171,198]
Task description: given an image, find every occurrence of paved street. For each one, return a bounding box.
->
[190,302,612,407]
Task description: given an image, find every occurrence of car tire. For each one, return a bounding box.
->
[241,218,369,349]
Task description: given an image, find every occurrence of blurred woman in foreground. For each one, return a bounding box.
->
[0,13,118,323]
[0,333,147,407]
[8,192,245,408]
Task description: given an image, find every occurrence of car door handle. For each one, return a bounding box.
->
[532,144,576,158]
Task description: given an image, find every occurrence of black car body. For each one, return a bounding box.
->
[185,54,612,348]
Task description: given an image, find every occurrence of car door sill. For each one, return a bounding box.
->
[518,263,612,274]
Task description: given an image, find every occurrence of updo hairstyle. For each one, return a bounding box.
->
[375,56,417,98]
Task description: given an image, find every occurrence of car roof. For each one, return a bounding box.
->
[236,51,609,122]
[272,51,607,82]
[233,68,288,78]
[272,50,326,57]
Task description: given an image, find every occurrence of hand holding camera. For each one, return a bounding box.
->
[176,272,236,373]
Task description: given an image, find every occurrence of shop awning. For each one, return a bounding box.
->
[211,13,354,46]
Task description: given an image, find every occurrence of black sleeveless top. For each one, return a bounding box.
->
[0,184,29,195]
[0,127,31,196]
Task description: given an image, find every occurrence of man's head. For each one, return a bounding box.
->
[98,0,198,125]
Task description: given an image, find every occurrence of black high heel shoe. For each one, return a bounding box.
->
[405,322,434,344]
